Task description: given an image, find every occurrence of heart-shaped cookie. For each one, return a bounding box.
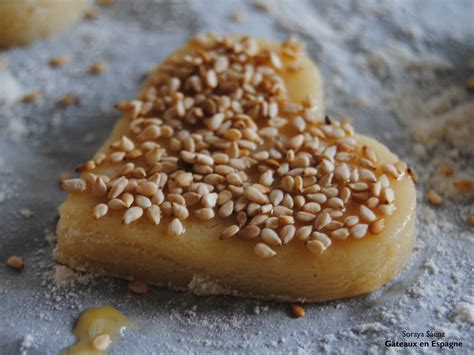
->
[57,35,416,301]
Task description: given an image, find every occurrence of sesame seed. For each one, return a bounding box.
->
[146,205,161,225]
[90,61,107,75]
[427,189,443,206]
[350,224,368,238]
[378,204,396,216]
[382,163,400,179]
[220,224,240,239]
[330,228,349,239]
[314,211,331,230]
[169,218,185,236]
[453,179,473,193]
[62,178,86,193]
[127,280,149,294]
[49,55,69,67]
[136,195,152,209]
[381,187,395,204]
[122,206,143,224]
[244,186,267,204]
[291,304,305,318]
[218,200,234,218]
[295,225,313,241]
[360,205,377,222]
[370,219,385,234]
[238,225,261,240]
[58,95,79,107]
[108,177,128,199]
[280,225,296,244]
[254,243,276,258]
[93,203,108,219]
[195,208,215,220]
[260,228,282,246]
[92,334,111,351]
[22,90,41,103]
[230,10,244,22]
[6,256,24,269]
[306,240,325,254]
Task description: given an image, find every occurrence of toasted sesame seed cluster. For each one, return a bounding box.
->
[62,34,410,258]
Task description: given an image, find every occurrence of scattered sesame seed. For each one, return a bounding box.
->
[291,303,305,318]
[453,179,472,193]
[427,189,443,206]
[21,91,41,103]
[49,55,69,68]
[6,256,24,270]
[90,61,107,75]
[253,1,270,12]
[84,9,98,20]
[127,280,149,294]
[58,95,79,107]
[230,11,244,23]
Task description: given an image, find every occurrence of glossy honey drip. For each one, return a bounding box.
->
[62,305,129,354]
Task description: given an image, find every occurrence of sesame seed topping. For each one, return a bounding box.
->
[92,334,111,351]
[168,218,184,236]
[61,35,406,257]
[254,243,276,258]
[122,206,143,224]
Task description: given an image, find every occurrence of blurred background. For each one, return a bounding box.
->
[0,1,473,354]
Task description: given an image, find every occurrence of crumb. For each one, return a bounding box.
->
[291,303,305,318]
[90,62,107,75]
[6,256,24,269]
[19,209,33,219]
[57,95,79,107]
[128,280,149,294]
[427,189,443,206]
[48,55,69,68]
[82,133,96,143]
[21,91,41,103]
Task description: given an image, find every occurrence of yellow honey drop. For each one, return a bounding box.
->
[62,305,129,355]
